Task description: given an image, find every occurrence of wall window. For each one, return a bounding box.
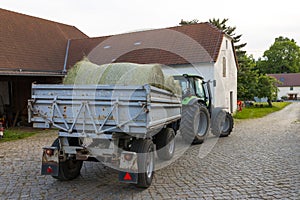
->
[222,57,226,77]
[226,40,228,49]
[290,86,294,91]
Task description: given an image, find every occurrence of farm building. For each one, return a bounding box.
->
[268,73,300,100]
[0,8,238,126]
[66,23,238,113]
[0,8,87,126]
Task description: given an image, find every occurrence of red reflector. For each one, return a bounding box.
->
[47,166,53,174]
[123,172,132,181]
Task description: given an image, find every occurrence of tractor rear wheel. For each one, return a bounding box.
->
[180,103,210,144]
[211,110,234,137]
[156,128,176,160]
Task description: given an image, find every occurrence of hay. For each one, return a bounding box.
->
[63,58,106,84]
[64,58,181,95]
[100,63,164,87]
[164,76,182,95]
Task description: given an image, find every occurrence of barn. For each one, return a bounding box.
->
[66,23,238,113]
[0,8,87,126]
[0,8,238,127]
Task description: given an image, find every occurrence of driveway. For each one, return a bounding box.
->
[0,102,299,199]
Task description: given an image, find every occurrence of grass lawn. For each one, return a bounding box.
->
[234,102,291,119]
[0,128,41,143]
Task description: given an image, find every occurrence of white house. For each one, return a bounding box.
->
[66,23,238,113]
[269,73,300,100]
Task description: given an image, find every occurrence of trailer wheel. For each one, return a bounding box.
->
[156,128,175,160]
[211,110,234,137]
[180,103,210,144]
[51,138,83,181]
[131,139,154,188]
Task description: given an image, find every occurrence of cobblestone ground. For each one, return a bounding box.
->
[0,103,299,199]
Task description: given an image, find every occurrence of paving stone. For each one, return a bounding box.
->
[0,103,299,199]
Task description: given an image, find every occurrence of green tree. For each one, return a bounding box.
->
[209,18,247,57]
[255,75,279,107]
[257,36,300,74]
[179,19,199,25]
[237,54,258,100]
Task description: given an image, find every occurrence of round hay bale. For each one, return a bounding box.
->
[100,63,165,87]
[63,58,106,84]
[164,76,182,95]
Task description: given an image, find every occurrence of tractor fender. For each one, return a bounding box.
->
[182,96,202,106]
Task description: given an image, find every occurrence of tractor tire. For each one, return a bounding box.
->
[211,110,234,137]
[51,138,83,181]
[130,139,155,188]
[180,103,210,144]
[156,128,175,161]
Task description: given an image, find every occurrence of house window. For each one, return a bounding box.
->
[226,40,228,49]
[290,86,294,91]
[222,57,226,77]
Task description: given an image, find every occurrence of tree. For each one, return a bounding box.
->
[255,75,279,107]
[237,54,258,100]
[179,19,199,25]
[209,18,247,57]
[257,36,300,74]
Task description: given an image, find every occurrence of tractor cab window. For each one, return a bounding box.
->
[174,76,195,97]
[194,78,206,101]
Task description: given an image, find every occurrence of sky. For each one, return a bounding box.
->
[1,0,299,59]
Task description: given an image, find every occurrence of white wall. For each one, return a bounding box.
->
[162,35,238,113]
[277,86,300,99]
[213,36,238,113]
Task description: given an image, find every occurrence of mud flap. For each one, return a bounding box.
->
[41,147,59,176]
[118,151,138,184]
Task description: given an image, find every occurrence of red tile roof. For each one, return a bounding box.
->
[268,73,300,87]
[66,23,225,68]
[0,8,88,75]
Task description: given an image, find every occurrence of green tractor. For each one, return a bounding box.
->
[173,74,234,144]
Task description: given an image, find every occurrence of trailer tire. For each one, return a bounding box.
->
[156,128,175,160]
[211,110,234,137]
[51,138,83,181]
[180,103,210,144]
[131,139,154,188]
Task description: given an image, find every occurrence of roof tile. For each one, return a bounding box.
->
[268,73,300,86]
[66,23,224,68]
[0,8,87,73]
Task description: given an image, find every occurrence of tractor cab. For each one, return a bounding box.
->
[173,74,212,114]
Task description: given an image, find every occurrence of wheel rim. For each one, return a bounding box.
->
[168,138,175,155]
[196,111,208,137]
[146,152,154,179]
[222,116,230,132]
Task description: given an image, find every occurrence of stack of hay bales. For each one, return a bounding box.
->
[64,58,181,95]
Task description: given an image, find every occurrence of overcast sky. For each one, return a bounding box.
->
[1,0,299,59]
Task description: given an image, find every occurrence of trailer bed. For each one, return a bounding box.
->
[28,84,181,138]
